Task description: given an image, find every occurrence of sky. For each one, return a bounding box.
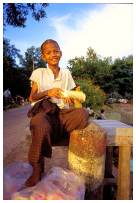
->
[1,2,135,201]
[4,3,133,68]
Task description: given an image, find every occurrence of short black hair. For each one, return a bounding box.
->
[101,109,105,113]
[41,39,60,54]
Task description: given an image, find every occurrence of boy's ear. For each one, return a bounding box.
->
[41,53,46,61]
[60,50,62,57]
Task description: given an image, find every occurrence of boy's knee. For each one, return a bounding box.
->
[77,108,89,128]
[31,112,44,124]
[30,112,50,129]
[80,108,89,120]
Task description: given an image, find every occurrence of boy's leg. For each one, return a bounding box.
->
[25,112,52,187]
[59,107,89,133]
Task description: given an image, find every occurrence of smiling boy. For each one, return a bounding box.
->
[25,39,89,187]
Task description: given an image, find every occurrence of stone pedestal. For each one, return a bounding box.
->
[68,121,106,191]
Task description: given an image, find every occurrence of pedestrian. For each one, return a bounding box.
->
[25,39,89,187]
[97,109,106,120]
[3,88,12,106]
[86,107,94,116]
[15,95,25,106]
[100,109,106,119]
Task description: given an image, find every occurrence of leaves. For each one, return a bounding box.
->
[68,48,133,106]
[3,3,48,27]
[20,46,46,71]
[75,79,106,110]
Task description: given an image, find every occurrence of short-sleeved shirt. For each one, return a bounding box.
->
[3,89,11,98]
[30,67,76,108]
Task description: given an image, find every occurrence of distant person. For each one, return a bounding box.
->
[3,88,12,106]
[25,39,89,187]
[15,95,25,106]
[86,107,94,116]
[97,109,106,120]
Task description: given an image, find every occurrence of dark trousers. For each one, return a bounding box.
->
[28,100,89,168]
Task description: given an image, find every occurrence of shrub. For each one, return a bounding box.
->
[75,79,106,110]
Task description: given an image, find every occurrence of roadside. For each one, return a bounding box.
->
[3,104,30,161]
[3,104,68,170]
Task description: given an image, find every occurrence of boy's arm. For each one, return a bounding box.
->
[29,81,63,102]
[29,81,48,102]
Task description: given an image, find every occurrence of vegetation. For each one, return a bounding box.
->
[68,47,133,109]
[3,38,47,98]
[4,3,48,27]
[75,79,106,110]
[20,46,46,71]
[3,40,133,109]
[3,3,49,99]
[3,4,133,109]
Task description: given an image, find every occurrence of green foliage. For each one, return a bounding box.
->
[3,38,21,69]
[20,46,46,71]
[110,57,133,97]
[75,79,106,110]
[4,3,48,27]
[3,38,31,98]
[68,48,133,100]
[3,36,133,104]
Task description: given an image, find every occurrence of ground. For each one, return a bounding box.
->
[3,103,133,199]
[3,104,68,170]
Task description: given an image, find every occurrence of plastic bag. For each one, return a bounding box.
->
[12,166,85,200]
[44,167,85,199]
[3,161,32,200]
[12,181,66,200]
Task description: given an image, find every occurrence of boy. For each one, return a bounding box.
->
[25,39,89,187]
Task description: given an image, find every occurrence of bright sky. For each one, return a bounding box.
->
[1,2,135,200]
[4,3,133,68]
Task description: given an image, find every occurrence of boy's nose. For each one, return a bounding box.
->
[52,51,56,56]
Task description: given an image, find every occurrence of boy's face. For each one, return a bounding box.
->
[42,42,62,66]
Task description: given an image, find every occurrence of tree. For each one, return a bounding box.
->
[3,38,31,98]
[3,3,49,99]
[3,3,48,27]
[75,79,106,110]
[110,57,133,98]
[86,47,98,60]
[3,38,21,69]
[20,46,46,71]
[3,38,21,90]
[68,47,133,100]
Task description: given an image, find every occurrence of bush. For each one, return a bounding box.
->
[75,79,106,110]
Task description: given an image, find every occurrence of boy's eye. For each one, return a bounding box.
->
[45,52,51,55]
[45,50,60,55]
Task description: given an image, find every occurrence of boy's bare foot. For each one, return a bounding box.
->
[25,165,41,187]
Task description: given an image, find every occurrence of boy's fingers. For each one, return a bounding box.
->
[64,97,73,104]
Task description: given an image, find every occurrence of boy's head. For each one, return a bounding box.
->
[41,39,62,66]
[101,109,105,113]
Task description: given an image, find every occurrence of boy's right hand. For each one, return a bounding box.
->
[47,88,63,98]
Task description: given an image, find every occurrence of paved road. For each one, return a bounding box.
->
[3,104,31,159]
[3,104,68,170]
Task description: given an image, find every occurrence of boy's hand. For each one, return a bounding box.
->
[63,97,74,104]
[47,88,63,98]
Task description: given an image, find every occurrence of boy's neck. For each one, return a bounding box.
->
[48,65,60,78]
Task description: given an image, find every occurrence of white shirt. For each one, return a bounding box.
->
[30,67,76,108]
[3,89,11,98]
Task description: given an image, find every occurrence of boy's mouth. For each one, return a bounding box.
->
[52,57,59,60]
[51,58,59,62]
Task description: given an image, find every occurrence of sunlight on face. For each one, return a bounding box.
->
[42,42,62,66]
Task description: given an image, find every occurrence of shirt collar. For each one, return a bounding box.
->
[47,66,61,81]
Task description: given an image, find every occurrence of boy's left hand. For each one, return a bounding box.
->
[63,97,74,104]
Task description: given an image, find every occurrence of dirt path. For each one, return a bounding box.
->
[3,104,68,169]
[3,105,30,166]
